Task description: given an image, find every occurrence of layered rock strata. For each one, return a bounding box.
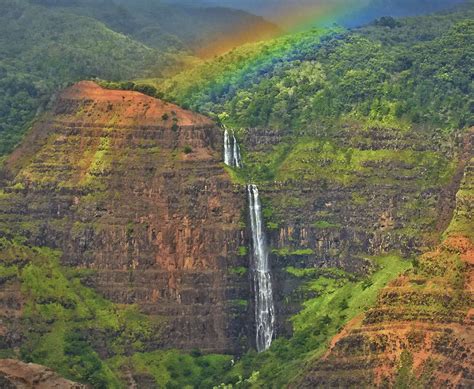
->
[0,81,250,353]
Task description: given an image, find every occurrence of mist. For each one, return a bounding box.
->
[163,0,466,28]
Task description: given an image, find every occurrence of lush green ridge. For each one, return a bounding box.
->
[159,2,473,131]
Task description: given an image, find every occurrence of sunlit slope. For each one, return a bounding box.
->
[159,3,473,131]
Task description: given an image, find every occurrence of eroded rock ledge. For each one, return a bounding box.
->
[0,359,85,388]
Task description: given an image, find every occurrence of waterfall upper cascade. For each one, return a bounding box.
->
[248,184,275,352]
[223,128,242,168]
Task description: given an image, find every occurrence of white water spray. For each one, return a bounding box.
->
[223,128,242,168]
[248,184,275,352]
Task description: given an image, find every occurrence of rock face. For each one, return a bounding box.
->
[0,359,85,388]
[0,81,250,353]
[294,143,474,388]
[241,124,468,337]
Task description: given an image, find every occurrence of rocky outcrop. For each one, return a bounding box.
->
[0,81,250,354]
[0,359,85,388]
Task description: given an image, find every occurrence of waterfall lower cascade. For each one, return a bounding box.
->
[248,184,275,352]
[223,128,242,168]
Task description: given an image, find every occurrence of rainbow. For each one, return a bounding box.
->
[197,0,369,57]
[271,0,366,31]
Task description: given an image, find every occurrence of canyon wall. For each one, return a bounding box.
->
[242,124,467,337]
[0,82,470,384]
[295,133,473,387]
[0,81,251,354]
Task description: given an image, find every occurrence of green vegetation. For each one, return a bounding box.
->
[217,254,411,387]
[52,0,279,53]
[313,220,340,229]
[272,247,314,257]
[285,266,350,279]
[158,27,337,116]
[162,5,473,131]
[107,350,232,389]
[276,139,455,186]
[292,254,411,336]
[97,80,166,99]
[237,246,248,257]
[0,237,163,387]
[183,145,193,154]
[229,266,248,276]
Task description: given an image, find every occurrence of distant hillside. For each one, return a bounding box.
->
[29,0,281,54]
[0,0,173,157]
[115,0,281,55]
[171,0,466,28]
[0,0,279,157]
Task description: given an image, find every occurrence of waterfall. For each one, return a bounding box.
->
[224,128,232,166]
[223,128,242,168]
[248,184,275,352]
[223,129,273,351]
[232,132,242,168]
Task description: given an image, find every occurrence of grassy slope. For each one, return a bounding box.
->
[0,237,147,387]
[216,255,412,387]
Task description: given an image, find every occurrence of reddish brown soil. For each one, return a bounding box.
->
[59,81,213,127]
[0,81,249,354]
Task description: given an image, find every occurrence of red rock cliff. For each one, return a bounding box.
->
[1,81,250,353]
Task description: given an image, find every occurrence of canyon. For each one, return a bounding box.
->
[0,80,471,387]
